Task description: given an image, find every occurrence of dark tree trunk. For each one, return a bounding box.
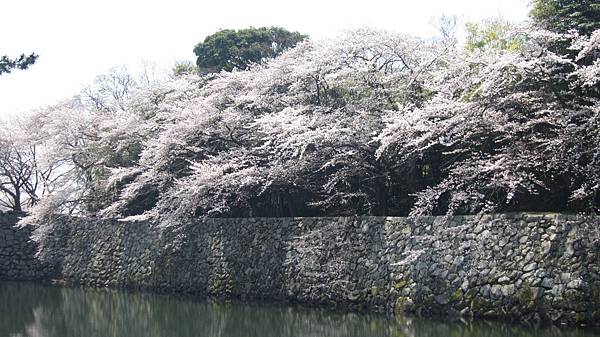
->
[12,188,22,212]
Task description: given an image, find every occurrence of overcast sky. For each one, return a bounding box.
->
[0,0,531,117]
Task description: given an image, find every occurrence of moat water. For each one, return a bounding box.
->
[0,281,598,337]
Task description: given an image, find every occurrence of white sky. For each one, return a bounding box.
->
[0,0,531,118]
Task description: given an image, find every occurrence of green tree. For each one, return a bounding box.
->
[193,27,307,72]
[172,60,199,77]
[465,18,523,52]
[0,53,38,75]
[530,0,600,35]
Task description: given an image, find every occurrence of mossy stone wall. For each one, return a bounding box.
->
[1,213,599,326]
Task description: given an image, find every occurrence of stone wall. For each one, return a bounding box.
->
[1,212,599,326]
[0,212,52,280]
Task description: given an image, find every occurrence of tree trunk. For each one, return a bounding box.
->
[12,188,22,212]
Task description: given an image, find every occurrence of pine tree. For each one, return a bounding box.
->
[0,53,38,75]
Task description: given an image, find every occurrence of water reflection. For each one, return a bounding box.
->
[0,282,597,337]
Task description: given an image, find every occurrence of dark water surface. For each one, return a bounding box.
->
[0,281,598,337]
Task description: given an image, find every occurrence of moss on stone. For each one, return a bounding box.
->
[451,289,463,302]
[517,287,532,303]
[211,274,235,296]
[575,312,586,324]
[516,284,539,312]
[394,296,408,314]
[464,288,477,300]
[371,286,380,297]
[394,280,408,290]
[212,278,221,291]
[470,296,489,312]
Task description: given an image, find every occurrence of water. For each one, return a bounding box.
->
[0,282,598,337]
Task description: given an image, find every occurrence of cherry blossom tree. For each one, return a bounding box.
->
[378,28,600,215]
[98,28,445,221]
[20,26,600,231]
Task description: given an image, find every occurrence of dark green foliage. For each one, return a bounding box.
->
[0,53,38,75]
[530,0,600,35]
[193,27,307,72]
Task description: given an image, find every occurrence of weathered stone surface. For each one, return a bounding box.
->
[1,211,599,327]
[0,212,52,281]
